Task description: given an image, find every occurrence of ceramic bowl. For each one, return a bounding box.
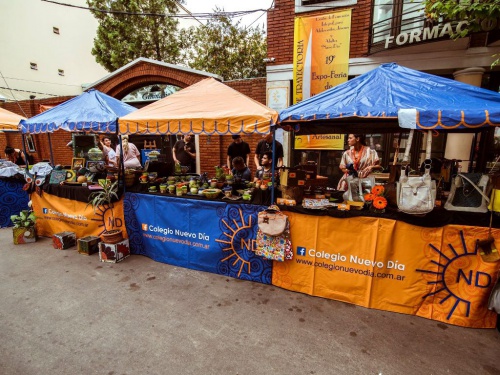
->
[202,188,222,199]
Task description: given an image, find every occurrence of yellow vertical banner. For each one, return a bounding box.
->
[293,9,352,104]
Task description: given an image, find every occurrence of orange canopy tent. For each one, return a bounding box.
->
[0,107,24,130]
[118,78,278,135]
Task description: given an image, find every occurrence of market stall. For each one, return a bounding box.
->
[19,89,136,238]
[119,77,278,283]
[274,63,500,328]
[0,107,29,227]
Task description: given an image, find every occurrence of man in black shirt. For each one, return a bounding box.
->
[254,133,283,170]
[173,134,196,172]
[227,135,251,168]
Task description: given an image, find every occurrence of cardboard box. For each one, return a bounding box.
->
[280,169,306,187]
[77,236,101,256]
[99,239,130,263]
[52,231,76,250]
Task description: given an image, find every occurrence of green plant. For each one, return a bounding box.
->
[87,180,119,226]
[10,210,36,228]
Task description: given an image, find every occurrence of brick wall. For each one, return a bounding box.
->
[267,0,372,67]
[1,97,73,165]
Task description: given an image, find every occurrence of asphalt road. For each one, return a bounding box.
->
[0,228,499,375]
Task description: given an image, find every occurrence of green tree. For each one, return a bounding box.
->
[180,9,267,80]
[87,0,184,71]
[425,0,500,66]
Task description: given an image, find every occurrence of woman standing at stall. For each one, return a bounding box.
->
[116,135,141,169]
[100,136,117,167]
[4,146,26,166]
[337,134,382,191]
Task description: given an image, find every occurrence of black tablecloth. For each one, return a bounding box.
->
[42,182,122,203]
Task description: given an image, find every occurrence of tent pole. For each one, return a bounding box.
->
[270,126,276,204]
[118,135,125,193]
[47,133,55,166]
[20,133,29,169]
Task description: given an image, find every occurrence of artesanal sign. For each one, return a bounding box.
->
[294,134,344,150]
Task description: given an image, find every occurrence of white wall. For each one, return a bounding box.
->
[0,0,108,99]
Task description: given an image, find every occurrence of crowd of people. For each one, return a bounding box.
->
[4,132,382,193]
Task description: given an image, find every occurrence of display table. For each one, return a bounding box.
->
[123,191,499,328]
[0,176,29,228]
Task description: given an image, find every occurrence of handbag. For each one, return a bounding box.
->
[488,273,500,314]
[255,205,292,262]
[396,130,436,215]
[444,173,491,213]
[342,175,376,202]
[257,205,288,236]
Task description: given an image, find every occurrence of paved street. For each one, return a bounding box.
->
[0,227,499,375]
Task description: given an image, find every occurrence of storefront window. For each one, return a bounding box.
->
[371,0,425,46]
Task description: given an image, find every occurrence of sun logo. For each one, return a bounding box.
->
[416,230,493,321]
[90,202,122,235]
[215,208,256,278]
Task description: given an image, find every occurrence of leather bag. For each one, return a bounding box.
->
[342,175,376,202]
[444,173,491,213]
[396,130,436,215]
[258,206,288,236]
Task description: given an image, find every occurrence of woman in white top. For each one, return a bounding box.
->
[337,134,382,191]
[115,135,142,169]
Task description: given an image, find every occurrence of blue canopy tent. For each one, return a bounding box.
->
[277,63,500,134]
[19,89,136,166]
[19,89,136,134]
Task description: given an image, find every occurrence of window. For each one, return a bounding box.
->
[58,69,65,76]
[371,0,425,49]
[53,27,60,34]
[295,0,357,14]
[30,62,37,70]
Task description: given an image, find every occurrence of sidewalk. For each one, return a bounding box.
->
[0,227,498,375]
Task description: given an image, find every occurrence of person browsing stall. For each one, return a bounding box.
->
[173,134,196,173]
[100,136,117,167]
[337,134,382,191]
[227,135,250,169]
[4,146,26,166]
[254,152,275,182]
[115,135,141,169]
[254,133,283,170]
[231,156,251,181]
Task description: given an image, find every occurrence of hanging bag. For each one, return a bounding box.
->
[257,205,288,236]
[255,205,292,262]
[396,130,436,215]
[444,173,491,213]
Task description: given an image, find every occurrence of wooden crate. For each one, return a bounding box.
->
[77,236,101,256]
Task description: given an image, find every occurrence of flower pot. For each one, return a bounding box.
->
[100,229,124,244]
[13,227,37,244]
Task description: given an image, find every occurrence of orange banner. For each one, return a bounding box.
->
[293,9,351,103]
[31,192,126,239]
[273,212,500,328]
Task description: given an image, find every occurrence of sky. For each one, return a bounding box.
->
[180,0,274,30]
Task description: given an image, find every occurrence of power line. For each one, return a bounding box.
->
[0,86,59,98]
[41,0,270,20]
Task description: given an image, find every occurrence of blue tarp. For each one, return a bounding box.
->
[20,89,136,134]
[278,63,500,131]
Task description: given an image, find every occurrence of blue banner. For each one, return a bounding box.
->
[0,178,29,228]
[124,193,272,284]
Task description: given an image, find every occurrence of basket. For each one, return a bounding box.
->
[124,172,137,187]
[280,185,304,203]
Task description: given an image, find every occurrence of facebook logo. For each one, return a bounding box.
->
[43,208,48,214]
[297,247,306,256]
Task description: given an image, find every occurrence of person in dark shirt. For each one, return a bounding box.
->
[254,133,283,170]
[173,134,196,172]
[4,146,26,166]
[231,156,251,181]
[227,135,251,168]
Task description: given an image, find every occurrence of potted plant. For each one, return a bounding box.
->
[10,209,37,244]
[87,179,123,243]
